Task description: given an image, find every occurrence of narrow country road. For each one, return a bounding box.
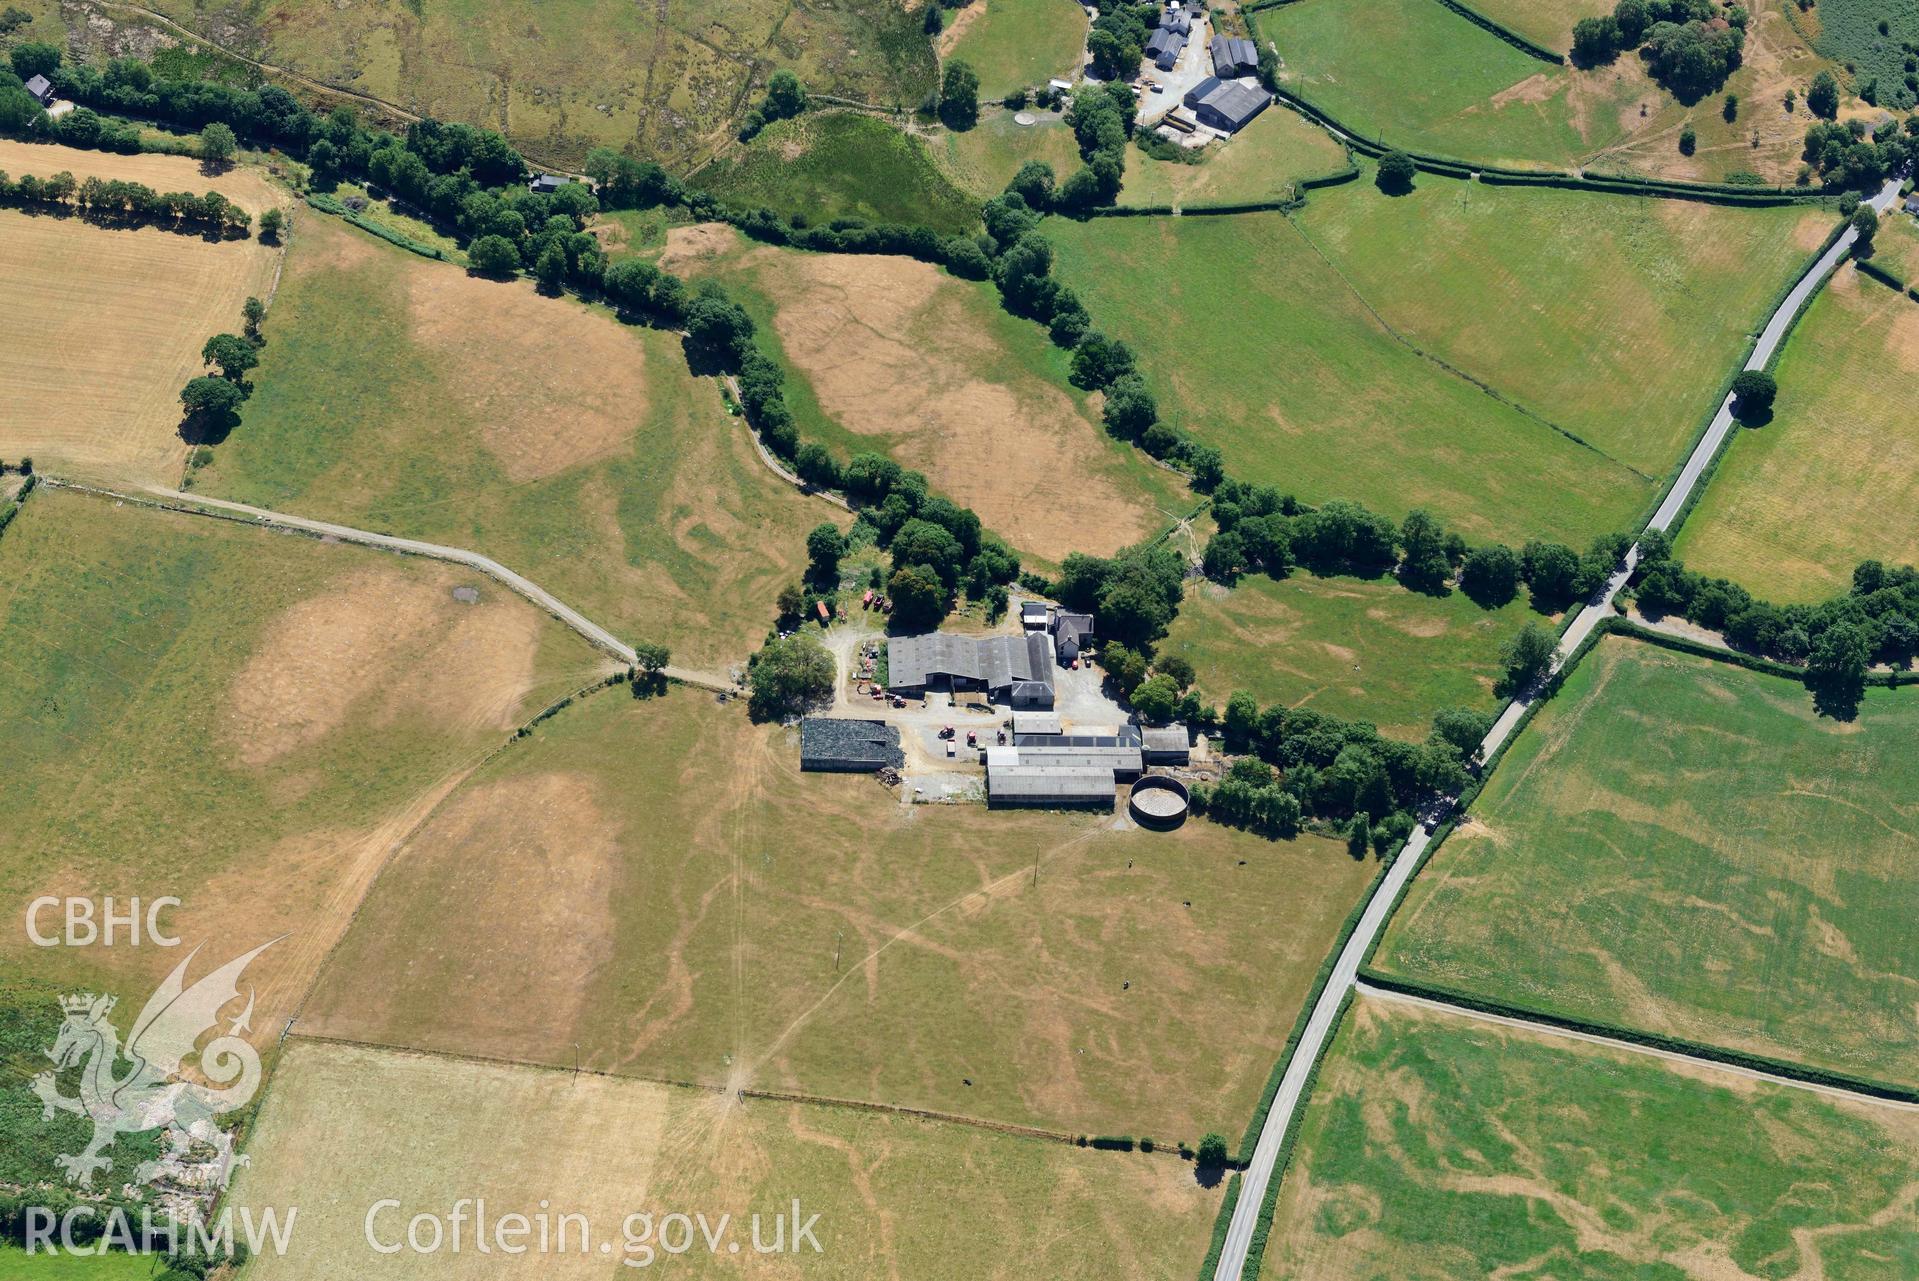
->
[46,479,737,693]
[1356,982,1919,1113]
[1210,175,1902,1281]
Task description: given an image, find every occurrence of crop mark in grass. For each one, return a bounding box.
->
[1282,212,1654,482]
[745,823,1107,1084]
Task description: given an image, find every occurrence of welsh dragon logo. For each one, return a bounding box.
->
[30,939,278,1191]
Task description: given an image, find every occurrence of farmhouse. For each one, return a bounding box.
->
[24,74,54,107]
[1157,7,1193,37]
[888,632,1056,707]
[1209,36,1259,78]
[529,173,569,195]
[800,718,904,772]
[1050,611,1095,663]
[1183,76,1272,133]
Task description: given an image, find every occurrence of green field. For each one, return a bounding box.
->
[1162,571,1540,739]
[690,112,983,236]
[1261,994,1919,1279]
[1046,212,1650,547]
[0,1247,158,1279]
[1260,0,1631,168]
[0,486,599,1185]
[1119,108,1351,210]
[943,0,1088,99]
[233,1038,1221,1280]
[932,111,1087,198]
[1376,636,1919,1090]
[1675,266,1919,602]
[1456,0,1606,52]
[196,213,830,672]
[1258,0,1830,184]
[301,685,1375,1143]
[1294,174,1836,478]
[122,0,938,170]
[674,226,1186,565]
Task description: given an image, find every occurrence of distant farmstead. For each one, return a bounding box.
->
[1183,76,1272,133]
[529,173,569,195]
[24,74,54,107]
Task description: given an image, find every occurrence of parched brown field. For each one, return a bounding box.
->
[0,148,283,485]
[197,214,830,672]
[1675,265,1919,601]
[303,685,1373,1143]
[667,224,1185,564]
[0,487,604,1055]
[0,138,287,216]
[234,1038,1221,1279]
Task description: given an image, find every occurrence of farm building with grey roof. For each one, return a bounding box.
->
[1183,76,1272,132]
[887,632,1055,707]
[800,718,904,772]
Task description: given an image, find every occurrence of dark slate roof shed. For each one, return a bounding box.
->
[24,74,53,104]
[800,718,904,771]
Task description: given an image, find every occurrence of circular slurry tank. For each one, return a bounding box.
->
[1129,775,1190,829]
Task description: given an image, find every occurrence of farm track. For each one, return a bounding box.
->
[1209,174,1904,1281]
[40,477,738,692]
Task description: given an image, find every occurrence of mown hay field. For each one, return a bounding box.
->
[0,487,602,1128]
[131,0,938,170]
[234,1039,1221,1280]
[690,113,981,236]
[196,213,829,673]
[941,0,1089,99]
[1260,994,1919,1280]
[1162,571,1540,740]
[1675,266,1919,601]
[1295,174,1835,478]
[1045,211,1649,548]
[302,685,1375,1143]
[1118,107,1350,210]
[1375,636,1919,1091]
[667,224,1187,565]
[0,143,285,486]
[1261,0,1833,184]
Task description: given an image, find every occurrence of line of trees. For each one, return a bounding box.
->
[1200,479,1633,615]
[0,168,253,236]
[179,298,269,443]
[1629,533,1919,717]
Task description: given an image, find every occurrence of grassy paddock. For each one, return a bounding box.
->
[1119,108,1350,210]
[1295,174,1834,477]
[1375,635,1919,1091]
[690,112,982,236]
[232,1038,1222,1280]
[1162,571,1539,739]
[0,1246,158,1278]
[942,0,1089,99]
[0,485,601,1170]
[1045,211,1650,547]
[302,686,1376,1143]
[196,214,828,671]
[1259,993,1919,1279]
[1675,266,1919,601]
[932,111,1087,198]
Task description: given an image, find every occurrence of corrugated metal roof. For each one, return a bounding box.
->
[988,768,1116,800]
[887,632,1053,696]
[1012,712,1063,735]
